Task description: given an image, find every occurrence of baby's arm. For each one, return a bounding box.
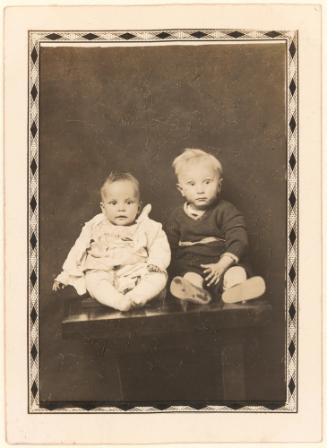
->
[221,203,248,260]
[147,226,171,272]
[202,203,248,286]
[53,219,94,294]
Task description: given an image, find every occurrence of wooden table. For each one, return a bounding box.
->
[62,295,272,407]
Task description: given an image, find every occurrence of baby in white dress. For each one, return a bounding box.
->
[53,172,171,312]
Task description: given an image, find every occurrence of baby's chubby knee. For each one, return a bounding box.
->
[223,266,247,290]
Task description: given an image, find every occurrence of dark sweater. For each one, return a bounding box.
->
[165,199,249,277]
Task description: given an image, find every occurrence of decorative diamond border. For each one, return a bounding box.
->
[28,29,298,413]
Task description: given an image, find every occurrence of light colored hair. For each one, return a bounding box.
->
[172,148,223,178]
[100,171,140,200]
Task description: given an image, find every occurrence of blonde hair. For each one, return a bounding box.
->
[100,171,140,200]
[172,148,223,178]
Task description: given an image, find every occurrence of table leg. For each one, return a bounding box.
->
[221,338,245,401]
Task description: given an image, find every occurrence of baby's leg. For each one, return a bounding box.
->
[170,272,211,304]
[222,266,265,304]
[125,272,167,306]
[85,270,132,311]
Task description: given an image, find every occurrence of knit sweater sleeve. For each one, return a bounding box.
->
[219,202,248,260]
[164,210,181,255]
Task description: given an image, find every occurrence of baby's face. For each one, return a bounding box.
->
[101,180,140,226]
[177,160,222,210]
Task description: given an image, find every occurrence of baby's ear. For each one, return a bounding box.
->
[100,202,104,211]
[176,183,184,195]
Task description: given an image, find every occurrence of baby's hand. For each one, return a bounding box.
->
[147,264,161,273]
[52,280,66,292]
[201,257,233,287]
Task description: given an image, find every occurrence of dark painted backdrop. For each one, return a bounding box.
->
[39,43,287,404]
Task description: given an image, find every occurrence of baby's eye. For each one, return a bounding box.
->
[109,201,117,205]
[204,179,212,184]
[187,181,195,186]
[126,200,134,205]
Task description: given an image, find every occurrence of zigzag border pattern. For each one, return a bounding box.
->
[28,29,298,413]
[29,34,40,410]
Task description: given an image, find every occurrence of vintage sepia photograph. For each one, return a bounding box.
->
[4,2,323,444]
[28,30,296,412]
